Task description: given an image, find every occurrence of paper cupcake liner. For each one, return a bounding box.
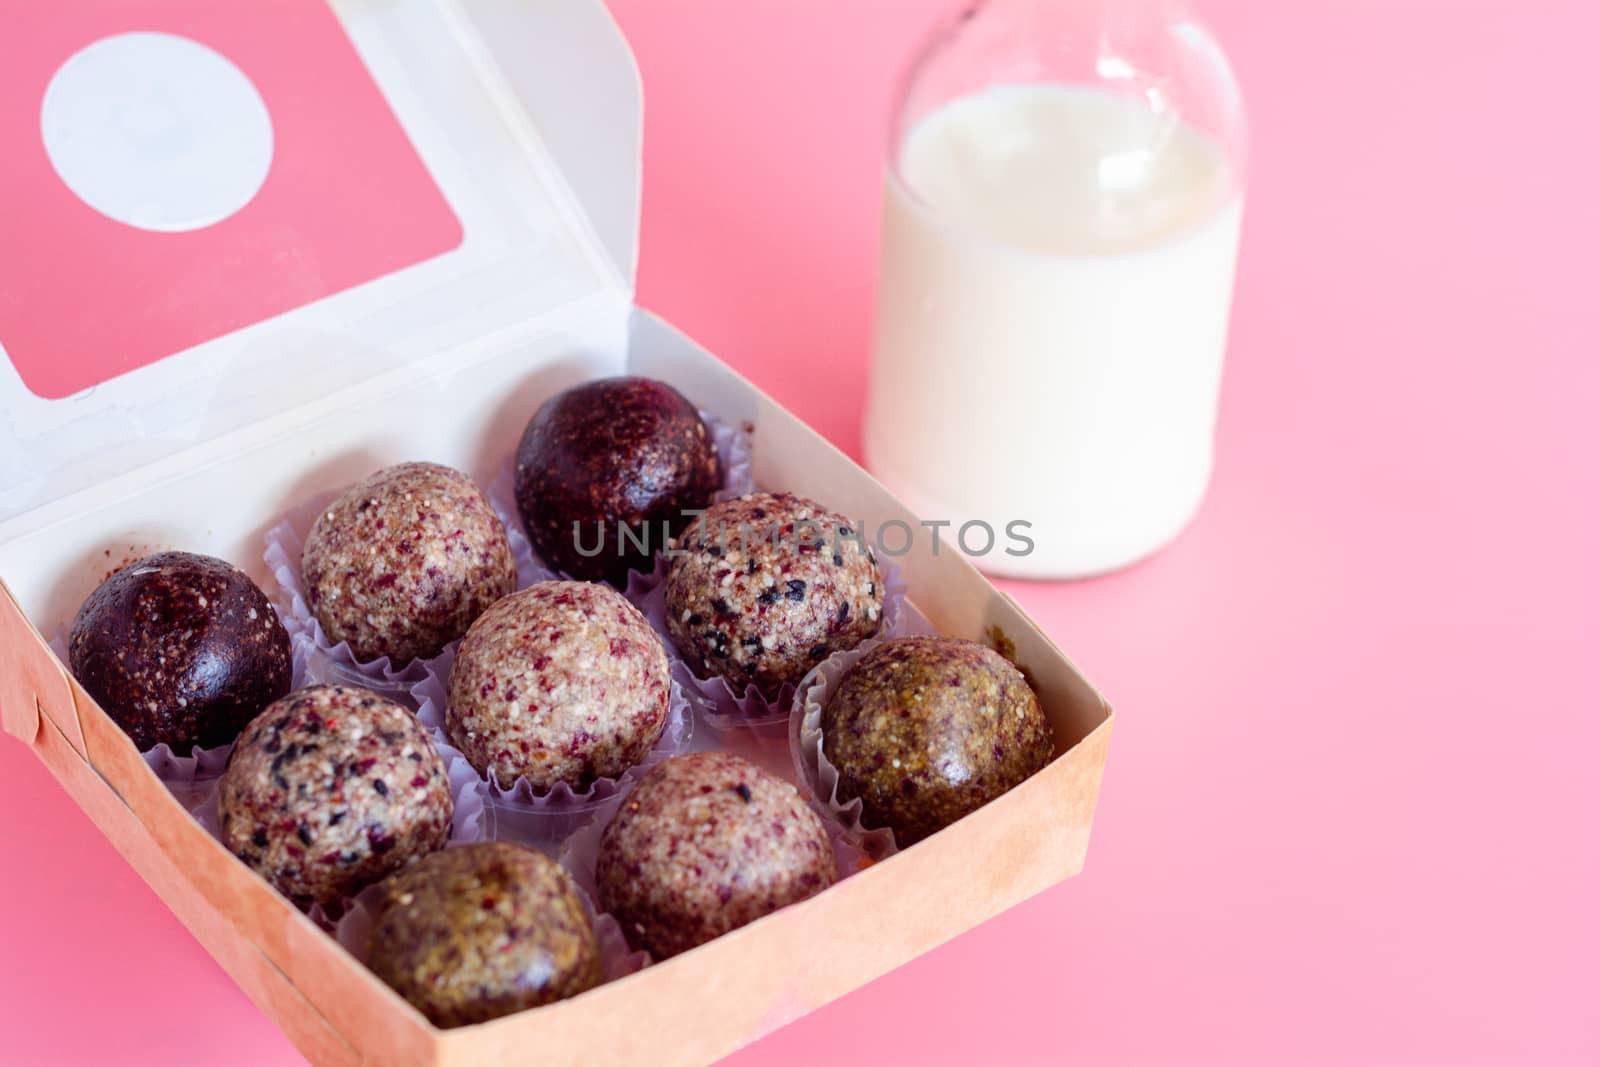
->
[550,788,659,973]
[332,866,646,983]
[621,553,916,733]
[554,789,624,905]
[410,642,695,848]
[554,788,665,971]
[143,743,236,818]
[484,409,756,584]
[707,411,757,503]
[483,464,566,590]
[790,640,904,862]
[437,739,492,848]
[263,491,464,703]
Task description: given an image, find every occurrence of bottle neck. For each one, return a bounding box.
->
[895,0,1200,156]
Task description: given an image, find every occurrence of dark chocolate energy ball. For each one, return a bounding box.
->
[69,551,292,753]
[447,581,671,791]
[597,752,836,959]
[367,843,601,1028]
[219,685,452,907]
[821,636,1054,846]
[302,462,517,666]
[664,492,884,698]
[514,376,722,584]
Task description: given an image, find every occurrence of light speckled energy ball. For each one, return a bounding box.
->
[446,581,671,792]
[596,752,836,959]
[821,636,1054,846]
[301,462,517,666]
[367,842,601,1028]
[69,551,292,753]
[514,376,722,585]
[664,492,883,698]
[219,685,452,907]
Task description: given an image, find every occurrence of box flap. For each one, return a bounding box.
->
[0,0,640,532]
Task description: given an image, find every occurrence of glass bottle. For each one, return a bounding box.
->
[863,0,1248,579]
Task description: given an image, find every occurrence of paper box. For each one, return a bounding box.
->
[0,3,1113,1064]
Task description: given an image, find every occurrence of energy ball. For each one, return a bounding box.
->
[664,492,883,698]
[447,581,671,792]
[367,842,601,1028]
[596,752,836,959]
[219,685,452,907]
[69,551,292,753]
[301,462,517,666]
[514,376,722,585]
[821,636,1054,846]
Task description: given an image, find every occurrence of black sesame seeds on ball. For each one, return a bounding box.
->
[664,492,884,697]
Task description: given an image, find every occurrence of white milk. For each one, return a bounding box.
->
[864,84,1243,579]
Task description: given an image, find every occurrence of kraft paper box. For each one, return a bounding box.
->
[0,3,1113,1064]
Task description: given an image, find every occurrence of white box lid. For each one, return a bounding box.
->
[0,0,641,532]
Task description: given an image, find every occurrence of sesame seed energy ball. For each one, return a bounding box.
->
[301,462,517,666]
[367,843,601,1028]
[514,376,722,585]
[447,581,672,792]
[664,492,884,699]
[219,685,452,907]
[596,752,836,959]
[821,636,1054,846]
[68,551,292,753]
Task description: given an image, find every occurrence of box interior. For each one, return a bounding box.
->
[1,0,640,528]
[0,312,1113,1066]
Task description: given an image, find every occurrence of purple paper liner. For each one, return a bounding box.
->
[706,411,758,503]
[483,464,566,591]
[790,641,904,861]
[482,409,756,584]
[621,552,916,733]
[553,790,654,969]
[409,642,695,848]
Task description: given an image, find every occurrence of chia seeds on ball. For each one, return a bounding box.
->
[514,376,722,585]
[663,492,884,698]
[301,462,517,667]
[219,685,452,908]
[446,581,672,792]
[68,551,293,753]
[596,752,836,959]
[821,636,1055,846]
[367,842,601,1028]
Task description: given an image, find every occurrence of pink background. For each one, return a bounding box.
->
[1,0,1595,1064]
